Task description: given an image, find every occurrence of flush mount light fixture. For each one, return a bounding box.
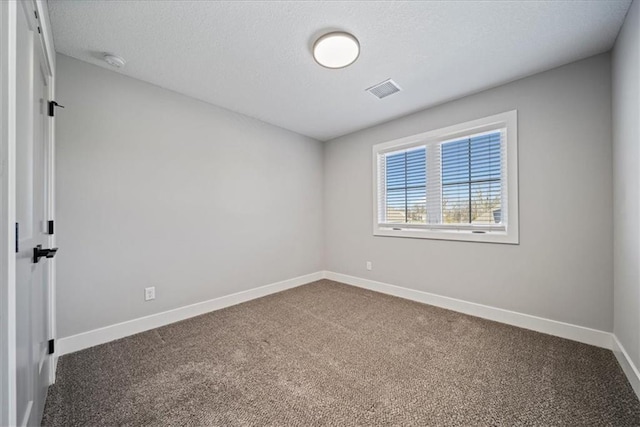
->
[103,53,126,68]
[313,32,360,69]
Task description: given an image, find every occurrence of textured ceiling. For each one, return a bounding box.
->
[48,0,631,141]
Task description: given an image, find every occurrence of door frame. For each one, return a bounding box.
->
[1,1,56,425]
[1,0,18,425]
[35,0,58,387]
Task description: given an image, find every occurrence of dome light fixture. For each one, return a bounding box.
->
[103,53,126,68]
[312,32,360,69]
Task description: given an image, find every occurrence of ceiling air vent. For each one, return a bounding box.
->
[366,79,401,99]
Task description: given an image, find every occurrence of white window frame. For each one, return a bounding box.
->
[372,110,519,244]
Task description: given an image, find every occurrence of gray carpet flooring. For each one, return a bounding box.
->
[43,280,640,426]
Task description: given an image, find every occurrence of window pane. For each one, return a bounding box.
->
[442,138,469,185]
[470,133,501,182]
[407,187,426,223]
[471,181,502,224]
[441,131,502,225]
[386,188,407,223]
[384,147,426,224]
[442,183,471,223]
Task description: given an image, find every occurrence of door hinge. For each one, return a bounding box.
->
[15,222,19,253]
[48,339,55,355]
[48,101,64,117]
[48,220,54,235]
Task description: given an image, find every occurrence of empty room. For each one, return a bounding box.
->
[1,0,640,425]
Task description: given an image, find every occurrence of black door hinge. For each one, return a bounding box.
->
[48,339,55,355]
[15,223,19,253]
[48,101,64,117]
[48,220,54,235]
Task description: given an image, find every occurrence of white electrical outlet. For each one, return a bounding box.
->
[366,261,372,271]
[144,286,156,301]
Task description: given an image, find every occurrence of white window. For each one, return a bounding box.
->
[373,111,518,244]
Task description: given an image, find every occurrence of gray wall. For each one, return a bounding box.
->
[324,54,613,332]
[58,49,618,339]
[55,55,324,338]
[613,0,639,367]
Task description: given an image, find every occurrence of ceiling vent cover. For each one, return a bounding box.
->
[366,79,401,99]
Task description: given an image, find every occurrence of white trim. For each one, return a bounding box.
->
[372,110,519,244]
[57,272,324,356]
[612,335,640,399]
[33,0,55,77]
[323,271,613,349]
[0,1,18,425]
[34,0,58,386]
[18,400,31,427]
[373,227,515,244]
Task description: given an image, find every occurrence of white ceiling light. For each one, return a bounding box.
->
[313,32,359,69]
[103,53,126,68]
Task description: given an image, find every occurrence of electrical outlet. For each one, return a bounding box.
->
[366,261,372,271]
[144,286,156,301]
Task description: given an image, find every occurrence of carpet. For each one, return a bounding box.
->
[42,280,640,426]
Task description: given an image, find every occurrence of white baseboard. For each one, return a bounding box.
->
[612,335,640,399]
[323,271,613,350]
[19,401,32,427]
[50,354,58,385]
[56,269,639,400]
[57,271,324,356]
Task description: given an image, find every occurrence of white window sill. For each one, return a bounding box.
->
[373,226,519,244]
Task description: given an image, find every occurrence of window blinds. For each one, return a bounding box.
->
[378,129,506,231]
[384,147,426,224]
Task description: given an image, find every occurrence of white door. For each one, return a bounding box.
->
[15,2,55,425]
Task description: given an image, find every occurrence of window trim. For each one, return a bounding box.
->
[372,110,519,244]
